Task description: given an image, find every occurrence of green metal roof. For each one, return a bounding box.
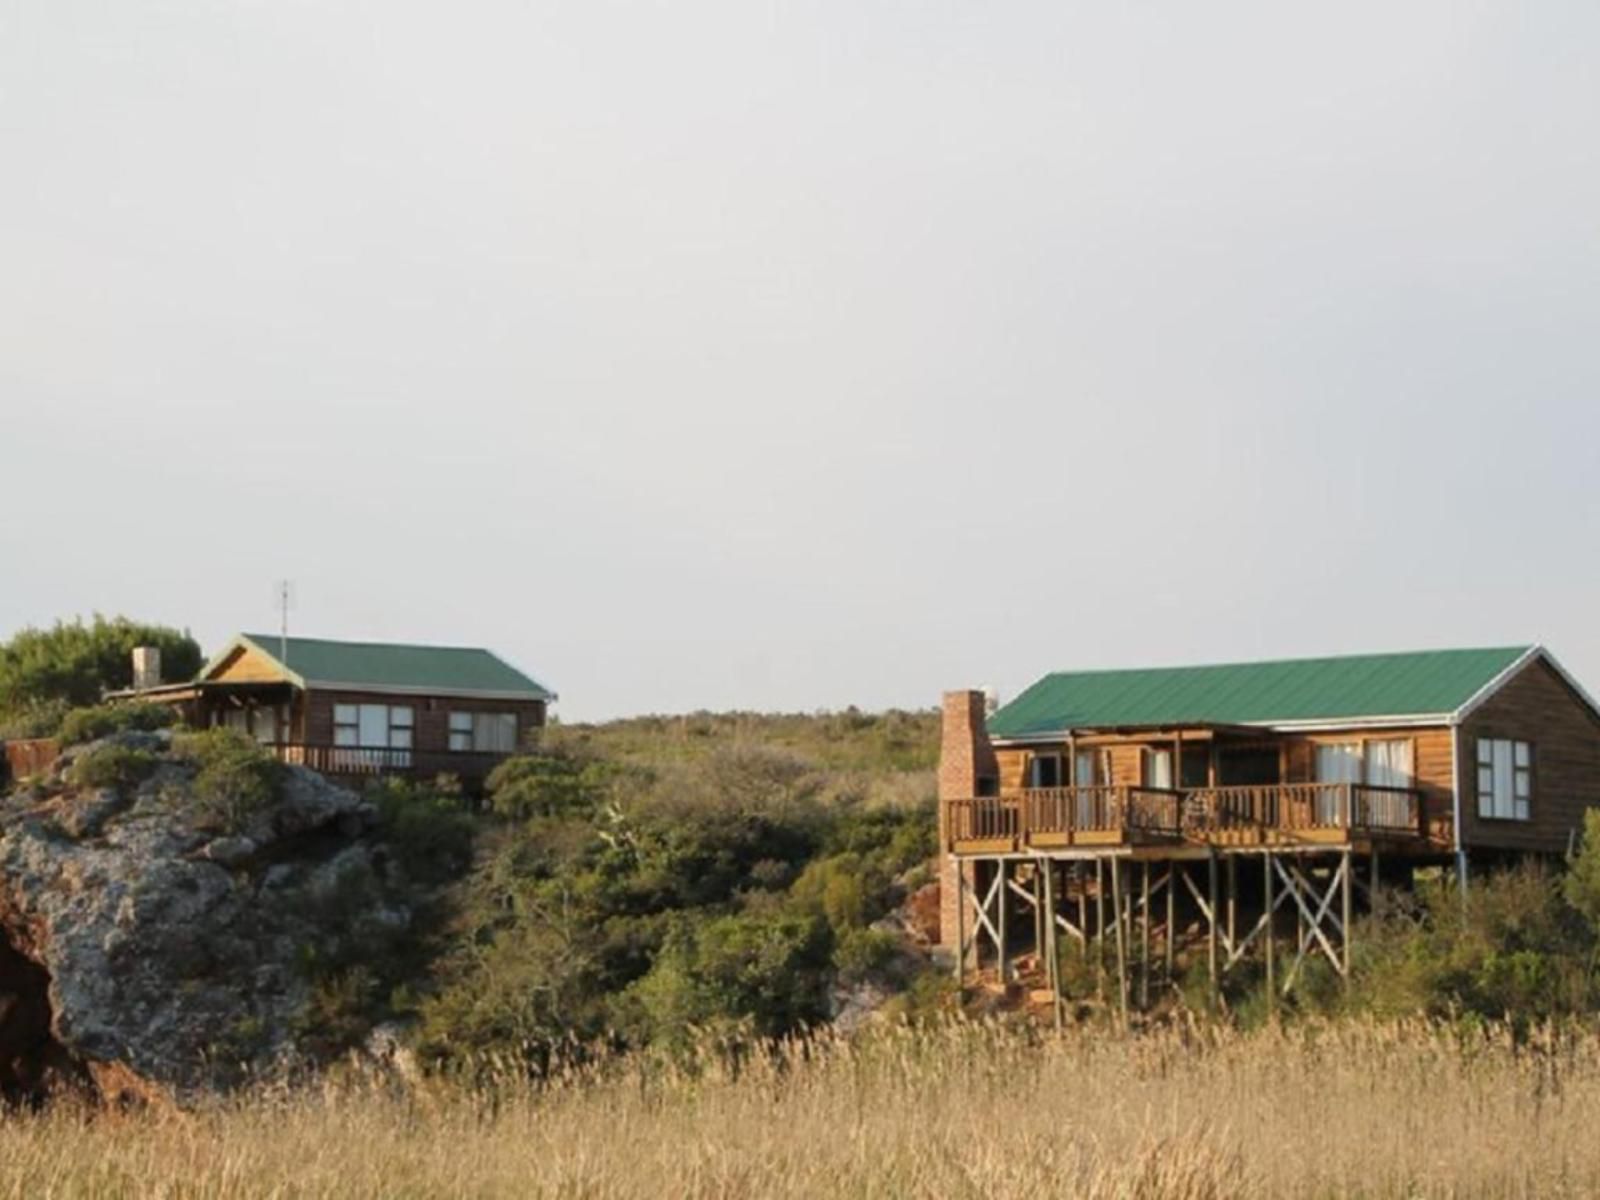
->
[208,634,554,700]
[988,646,1533,739]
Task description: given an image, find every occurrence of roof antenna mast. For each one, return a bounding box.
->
[276,579,295,666]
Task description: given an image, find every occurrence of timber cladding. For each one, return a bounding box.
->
[1460,657,1600,855]
[302,690,547,754]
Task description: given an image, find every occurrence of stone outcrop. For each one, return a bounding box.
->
[0,731,412,1105]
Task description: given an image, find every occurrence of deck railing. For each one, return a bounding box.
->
[271,743,507,779]
[945,782,1422,849]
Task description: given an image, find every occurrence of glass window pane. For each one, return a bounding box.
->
[389,727,413,750]
[1492,740,1513,819]
[1514,770,1531,799]
[450,711,473,733]
[390,707,414,728]
[1515,798,1530,821]
[1477,739,1493,766]
[449,731,471,751]
[334,704,358,726]
[1514,742,1530,767]
[498,714,518,752]
[334,726,358,747]
[358,705,389,747]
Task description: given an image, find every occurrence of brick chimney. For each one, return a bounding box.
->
[131,646,162,692]
[938,689,998,955]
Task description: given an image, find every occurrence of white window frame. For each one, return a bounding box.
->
[1476,737,1532,822]
[333,703,414,749]
[448,710,518,754]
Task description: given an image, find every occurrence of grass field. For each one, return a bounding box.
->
[5,1017,1598,1199]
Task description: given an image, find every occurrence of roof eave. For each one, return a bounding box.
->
[990,712,1458,744]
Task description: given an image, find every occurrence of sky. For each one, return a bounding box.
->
[1,1,1597,721]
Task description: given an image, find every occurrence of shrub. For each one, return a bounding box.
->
[58,702,176,746]
[616,910,832,1044]
[485,751,610,821]
[366,777,476,886]
[67,743,159,792]
[0,615,202,712]
[0,698,71,740]
[174,729,283,833]
[833,926,899,982]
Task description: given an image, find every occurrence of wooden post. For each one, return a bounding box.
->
[1043,859,1063,1032]
[1077,866,1088,953]
[1165,863,1176,979]
[1032,862,1044,968]
[997,859,1009,984]
[1263,853,1276,1012]
[1140,861,1151,1010]
[1110,856,1129,1023]
[1207,852,1219,1004]
[1226,854,1237,951]
[1095,857,1106,1004]
[1342,848,1354,984]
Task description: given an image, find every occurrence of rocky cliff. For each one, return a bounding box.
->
[0,731,418,1105]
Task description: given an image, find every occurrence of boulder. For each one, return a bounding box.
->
[0,742,417,1105]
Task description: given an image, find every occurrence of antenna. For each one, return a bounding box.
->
[275,580,296,664]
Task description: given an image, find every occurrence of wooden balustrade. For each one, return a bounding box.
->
[270,743,506,780]
[945,782,1423,850]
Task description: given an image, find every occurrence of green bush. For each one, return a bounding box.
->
[58,701,176,746]
[367,777,477,886]
[0,698,71,740]
[485,750,611,821]
[0,615,202,712]
[616,910,832,1044]
[68,743,159,792]
[174,729,283,833]
[834,926,899,982]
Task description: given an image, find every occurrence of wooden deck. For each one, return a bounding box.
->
[945,782,1425,855]
[271,743,508,784]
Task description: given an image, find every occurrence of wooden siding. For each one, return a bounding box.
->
[1460,658,1600,855]
[208,644,290,684]
[1282,728,1455,848]
[302,689,547,756]
[997,725,1457,851]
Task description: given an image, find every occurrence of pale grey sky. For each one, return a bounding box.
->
[2,2,1596,720]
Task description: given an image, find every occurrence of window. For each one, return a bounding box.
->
[449,711,518,753]
[1074,750,1100,787]
[1363,739,1414,789]
[333,703,413,749]
[1142,748,1173,789]
[1477,738,1531,821]
[1027,753,1062,788]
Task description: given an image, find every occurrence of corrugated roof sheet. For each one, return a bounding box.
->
[987,646,1532,738]
[220,634,554,699]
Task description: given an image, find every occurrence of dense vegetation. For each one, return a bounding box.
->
[398,715,941,1065]
[0,616,200,738]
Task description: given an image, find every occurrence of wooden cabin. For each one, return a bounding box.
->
[939,646,1600,1012]
[114,633,554,788]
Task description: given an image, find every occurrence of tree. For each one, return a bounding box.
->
[0,615,202,713]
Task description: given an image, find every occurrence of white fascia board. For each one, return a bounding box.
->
[994,714,1452,744]
[1257,714,1454,733]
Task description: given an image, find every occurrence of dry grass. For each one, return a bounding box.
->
[5,1018,1599,1199]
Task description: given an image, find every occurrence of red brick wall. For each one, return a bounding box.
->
[938,690,995,954]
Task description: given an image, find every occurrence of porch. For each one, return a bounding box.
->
[945,781,1425,854]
